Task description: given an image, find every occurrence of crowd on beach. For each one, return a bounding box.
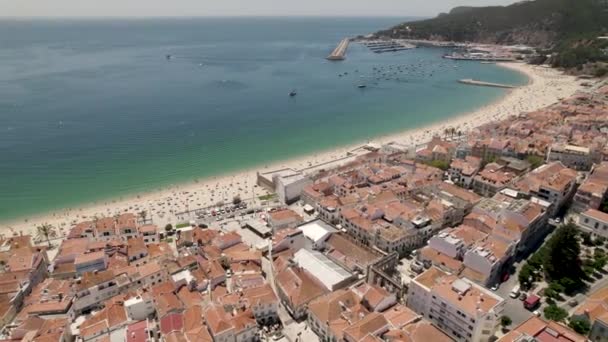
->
[0,62,585,241]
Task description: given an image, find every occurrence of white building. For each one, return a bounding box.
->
[547,144,594,171]
[406,267,505,342]
[124,294,155,321]
[293,249,354,291]
[578,209,608,238]
[298,219,337,250]
[462,236,513,286]
[428,230,468,259]
[275,172,312,204]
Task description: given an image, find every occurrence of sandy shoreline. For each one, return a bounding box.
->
[0,62,584,239]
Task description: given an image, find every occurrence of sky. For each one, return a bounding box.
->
[2,0,519,18]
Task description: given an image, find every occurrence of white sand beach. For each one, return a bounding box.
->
[0,62,585,241]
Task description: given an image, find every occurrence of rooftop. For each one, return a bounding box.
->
[293,249,353,290]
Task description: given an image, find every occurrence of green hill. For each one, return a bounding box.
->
[376,0,608,72]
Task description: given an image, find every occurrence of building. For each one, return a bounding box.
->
[74,251,108,275]
[462,235,514,286]
[267,208,304,232]
[274,265,328,319]
[72,270,128,314]
[547,143,594,171]
[77,301,129,341]
[499,316,586,342]
[292,249,355,291]
[241,284,279,325]
[256,167,312,204]
[513,161,578,216]
[472,163,517,197]
[449,156,482,188]
[298,219,338,250]
[138,224,160,245]
[124,293,155,321]
[275,172,312,204]
[406,267,505,342]
[203,301,257,342]
[307,289,370,342]
[571,286,608,342]
[578,209,608,238]
[573,162,608,212]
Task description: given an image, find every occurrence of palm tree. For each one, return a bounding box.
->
[36,223,57,248]
[138,210,147,224]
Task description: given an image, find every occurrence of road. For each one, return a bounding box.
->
[495,261,533,327]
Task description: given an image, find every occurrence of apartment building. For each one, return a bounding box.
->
[406,267,505,342]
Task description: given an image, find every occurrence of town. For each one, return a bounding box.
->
[2,83,608,342]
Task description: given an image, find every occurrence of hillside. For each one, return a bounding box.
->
[376,0,608,73]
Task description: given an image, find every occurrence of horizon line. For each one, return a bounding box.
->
[0,14,427,20]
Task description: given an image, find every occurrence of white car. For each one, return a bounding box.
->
[490,284,499,291]
[533,310,541,317]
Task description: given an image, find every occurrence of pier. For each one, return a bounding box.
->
[327,38,350,61]
[458,79,516,89]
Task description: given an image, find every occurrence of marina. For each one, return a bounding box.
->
[327,38,350,60]
[443,52,516,62]
[361,40,416,53]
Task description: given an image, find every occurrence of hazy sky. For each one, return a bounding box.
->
[2,0,519,17]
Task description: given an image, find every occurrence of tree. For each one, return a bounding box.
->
[569,317,591,335]
[593,248,608,270]
[581,232,594,246]
[428,160,450,171]
[543,224,585,293]
[549,281,565,294]
[601,198,608,213]
[519,263,535,287]
[165,224,173,232]
[544,304,568,322]
[219,255,231,270]
[232,195,242,205]
[500,315,512,328]
[138,210,147,224]
[544,288,558,300]
[36,223,57,248]
[526,155,544,170]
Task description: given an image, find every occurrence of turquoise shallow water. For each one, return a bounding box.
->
[0,17,527,221]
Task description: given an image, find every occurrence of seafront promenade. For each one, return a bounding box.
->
[327,38,350,60]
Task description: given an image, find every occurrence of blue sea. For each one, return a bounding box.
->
[0,17,527,221]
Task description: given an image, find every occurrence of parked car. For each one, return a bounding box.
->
[509,285,521,299]
[519,292,528,301]
[490,284,499,291]
[524,294,541,310]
